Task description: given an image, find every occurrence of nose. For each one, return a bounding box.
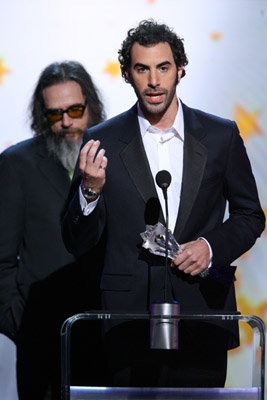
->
[148,69,160,88]
[61,113,73,128]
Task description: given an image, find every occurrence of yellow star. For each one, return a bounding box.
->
[0,58,11,84]
[209,31,223,41]
[234,105,262,141]
[103,61,121,78]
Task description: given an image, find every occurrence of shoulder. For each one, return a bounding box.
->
[1,136,45,157]
[84,105,138,141]
[0,136,48,169]
[182,101,237,131]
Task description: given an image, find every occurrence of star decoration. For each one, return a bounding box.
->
[209,31,223,41]
[103,60,121,77]
[234,105,262,141]
[0,58,11,84]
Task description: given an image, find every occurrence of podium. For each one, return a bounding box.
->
[61,312,265,400]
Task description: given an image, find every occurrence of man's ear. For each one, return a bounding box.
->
[125,69,131,84]
[177,66,183,83]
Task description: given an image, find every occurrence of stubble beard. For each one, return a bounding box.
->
[137,83,177,119]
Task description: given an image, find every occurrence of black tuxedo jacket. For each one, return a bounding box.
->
[0,136,100,342]
[63,102,265,350]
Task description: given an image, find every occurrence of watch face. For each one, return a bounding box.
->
[82,187,99,200]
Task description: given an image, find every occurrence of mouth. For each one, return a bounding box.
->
[64,132,83,142]
[145,91,165,104]
[55,130,83,142]
[64,132,77,137]
[57,130,83,136]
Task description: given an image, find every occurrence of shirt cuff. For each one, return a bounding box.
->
[198,237,213,269]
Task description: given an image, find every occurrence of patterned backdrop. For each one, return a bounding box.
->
[0,0,266,395]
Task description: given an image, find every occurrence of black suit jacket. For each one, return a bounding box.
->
[63,102,265,350]
[0,136,100,342]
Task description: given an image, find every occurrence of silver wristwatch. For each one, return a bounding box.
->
[81,182,101,201]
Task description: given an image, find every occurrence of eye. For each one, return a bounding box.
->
[48,109,62,115]
[159,66,168,72]
[137,66,147,73]
[69,106,83,112]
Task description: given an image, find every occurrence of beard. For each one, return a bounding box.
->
[138,86,176,116]
[46,130,83,171]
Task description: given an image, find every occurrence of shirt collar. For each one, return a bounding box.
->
[137,98,184,141]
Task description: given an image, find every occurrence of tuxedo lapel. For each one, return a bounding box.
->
[35,140,71,199]
[174,104,208,240]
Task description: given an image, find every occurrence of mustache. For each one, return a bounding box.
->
[54,128,85,137]
[143,88,168,95]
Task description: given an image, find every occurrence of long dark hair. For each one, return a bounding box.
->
[118,19,189,82]
[30,61,106,136]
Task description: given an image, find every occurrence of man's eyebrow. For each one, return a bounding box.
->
[133,62,149,69]
[133,61,172,69]
[157,61,172,68]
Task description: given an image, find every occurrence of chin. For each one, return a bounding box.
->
[146,105,166,115]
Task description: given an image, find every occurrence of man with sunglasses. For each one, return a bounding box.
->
[0,61,105,399]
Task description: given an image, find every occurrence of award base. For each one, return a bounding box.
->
[150,301,180,350]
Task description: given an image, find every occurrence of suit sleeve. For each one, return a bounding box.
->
[62,178,106,257]
[204,122,265,265]
[0,152,25,341]
[62,130,107,256]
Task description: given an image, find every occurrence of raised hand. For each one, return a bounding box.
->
[79,139,108,194]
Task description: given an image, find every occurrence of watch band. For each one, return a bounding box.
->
[81,182,101,200]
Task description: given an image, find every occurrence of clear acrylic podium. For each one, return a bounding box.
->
[61,312,265,400]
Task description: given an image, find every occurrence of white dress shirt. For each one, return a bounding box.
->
[138,99,184,232]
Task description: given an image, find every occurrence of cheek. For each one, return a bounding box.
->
[49,121,61,134]
[80,109,91,127]
[80,114,90,130]
[132,80,145,96]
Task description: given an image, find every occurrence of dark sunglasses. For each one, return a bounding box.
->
[46,101,87,123]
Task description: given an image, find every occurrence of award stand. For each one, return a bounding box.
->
[61,312,266,400]
[150,300,180,350]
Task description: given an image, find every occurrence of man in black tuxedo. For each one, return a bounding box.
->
[0,61,105,399]
[62,21,265,388]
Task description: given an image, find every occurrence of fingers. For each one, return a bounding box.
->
[100,154,108,170]
[171,240,210,276]
[79,140,107,192]
[80,140,104,171]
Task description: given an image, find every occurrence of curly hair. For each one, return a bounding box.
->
[30,61,106,136]
[118,19,189,82]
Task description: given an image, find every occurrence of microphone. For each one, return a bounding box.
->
[156,170,171,202]
[156,170,172,190]
[155,170,171,301]
[150,170,180,350]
